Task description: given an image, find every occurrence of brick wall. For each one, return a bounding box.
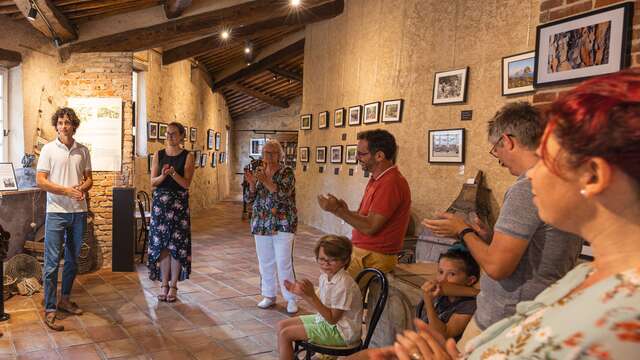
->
[534,0,640,110]
[60,52,134,266]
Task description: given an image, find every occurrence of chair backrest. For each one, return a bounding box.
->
[416,298,425,319]
[136,190,150,212]
[136,199,148,230]
[355,268,389,349]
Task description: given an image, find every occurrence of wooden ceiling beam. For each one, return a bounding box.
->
[212,38,305,90]
[269,66,301,82]
[162,0,343,65]
[229,83,288,108]
[14,0,77,42]
[164,0,191,19]
[0,48,22,68]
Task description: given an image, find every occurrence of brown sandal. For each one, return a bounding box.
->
[166,286,178,303]
[158,285,169,302]
[45,312,64,331]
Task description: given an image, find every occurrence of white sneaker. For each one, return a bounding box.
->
[257,297,276,309]
[286,300,298,314]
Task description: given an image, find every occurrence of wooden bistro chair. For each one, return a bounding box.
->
[293,268,389,359]
[134,190,151,263]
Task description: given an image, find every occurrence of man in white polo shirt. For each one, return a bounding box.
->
[36,107,92,331]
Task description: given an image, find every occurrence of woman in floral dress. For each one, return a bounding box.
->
[244,140,299,314]
[363,71,640,359]
[148,122,195,302]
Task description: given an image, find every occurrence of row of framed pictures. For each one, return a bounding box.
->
[300,99,403,130]
[148,123,222,150]
[147,151,226,173]
[298,128,466,165]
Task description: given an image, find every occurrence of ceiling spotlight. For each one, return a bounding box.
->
[273,74,278,81]
[53,37,62,48]
[246,62,251,66]
[220,30,230,40]
[27,2,38,21]
[290,0,301,7]
[244,47,251,54]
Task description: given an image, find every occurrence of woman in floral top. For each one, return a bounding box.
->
[244,140,299,314]
[364,71,640,360]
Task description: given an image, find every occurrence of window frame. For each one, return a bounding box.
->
[0,66,8,162]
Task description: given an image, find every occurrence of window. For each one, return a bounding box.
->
[0,67,8,162]
[133,70,148,156]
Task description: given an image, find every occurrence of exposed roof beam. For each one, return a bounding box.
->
[164,0,192,19]
[0,48,22,68]
[14,0,77,42]
[162,0,343,65]
[213,37,305,90]
[269,67,301,82]
[229,83,288,108]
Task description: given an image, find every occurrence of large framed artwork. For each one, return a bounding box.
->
[318,111,329,129]
[348,105,361,126]
[432,68,469,105]
[207,129,214,149]
[300,114,312,130]
[148,122,158,139]
[345,145,358,164]
[299,147,309,162]
[334,108,345,127]
[502,51,535,95]
[316,146,327,163]
[330,145,343,164]
[158,123,168,140]
[363,102,380,124]
[428,128,465,164]
[534,2,633,87]
[382,99,403,123]
[0,163,18,191]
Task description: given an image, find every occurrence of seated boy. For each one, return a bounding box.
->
[419,246,480,341]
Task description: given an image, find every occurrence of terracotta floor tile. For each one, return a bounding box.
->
[123,323,160,338]
[148,349,193,360]
[49,329,92,348]
[16,349,62,360]
[12,334,53,354]
[97,338,141,358]
[219,336,271,356]
[134,333,177,353]
[58,343,102,360]
[201,325,245,341]
[85,325,129,342]
[0,337,16,355]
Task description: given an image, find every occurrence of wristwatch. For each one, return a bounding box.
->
[457,227,478,245]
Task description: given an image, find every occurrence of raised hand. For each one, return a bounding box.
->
[317,194,344,213]
[422,212,468,238]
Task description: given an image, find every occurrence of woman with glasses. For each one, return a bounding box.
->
[148,122,195,302]
[244,139,299,313]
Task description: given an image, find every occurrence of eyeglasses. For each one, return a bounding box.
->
[356,151,370,158]
[489,134,514,158]
[316,257,341,265]
[166,131,179,137]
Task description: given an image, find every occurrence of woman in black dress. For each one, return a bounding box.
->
[148,122,195,302]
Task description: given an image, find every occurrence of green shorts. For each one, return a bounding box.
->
[300,314,346,347]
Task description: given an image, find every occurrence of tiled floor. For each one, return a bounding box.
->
[0,201,326,359]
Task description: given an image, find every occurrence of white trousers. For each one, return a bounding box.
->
[254,232,296,301]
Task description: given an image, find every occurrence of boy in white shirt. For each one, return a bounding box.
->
[277,235,363,360]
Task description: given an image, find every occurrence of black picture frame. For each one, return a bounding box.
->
[147,154,154,174]
[190,127,197,143]
[363,102,380,124]
[201,152,208,168]
[345,144,358,164]
[348,105,361,126]
[502,51,535,96]
[300,114,312,130]
[215,132,221,151]
[211,152,217,168]
[334,108,346,127]
[330,145,343,164]
[148,122,158,139]
[194,150,202,168]
[207,129,214,149]
[382,99,404,123]
[158,123,168,140]
[432,67,469,105]
[318,111,329,129]
[533,2,633,87]
[316,146,327,163]
[299,147,310,162]
[427,128,465,164]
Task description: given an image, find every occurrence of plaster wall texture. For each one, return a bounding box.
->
[297,0,541,236]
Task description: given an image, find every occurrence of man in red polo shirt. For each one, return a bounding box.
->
[318,129,411,277]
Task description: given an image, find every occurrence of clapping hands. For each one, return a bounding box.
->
[284,279,315,298]
[317,193,348,214]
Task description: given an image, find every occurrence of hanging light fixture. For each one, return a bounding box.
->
[27,1,38,21]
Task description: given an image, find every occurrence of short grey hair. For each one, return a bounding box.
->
[263,139,284,161]
[487,102,545,150]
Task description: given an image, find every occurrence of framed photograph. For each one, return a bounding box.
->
[215,132,221,151]
[348,105,361,126]
[428,128,465,163]
[220,152,226,164]
[502,51,535,96]
[0,163,18,191]
[318,111,329,129]
[334,108,345,127]
[316,146,327,163]
[330,145,343,164]
[147,154,154,173]
[300,114,312,130]
[190,127,197,143]
[299,147,310,162]
[534,2,632,87]
[363,102,380,124]
[250,138,266,156]
[158,123,168,140]
[432,67,469,104]
[211,152,217,168]
[345,144,358,164]
[194,150,202,168]
[201,153,208,168]
[148,122,158,139]
[207,129,214,149]
[382,99,404,123]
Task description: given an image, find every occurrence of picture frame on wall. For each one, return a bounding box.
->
[330,145,343,164]
[318,111,329,129]
[363,102,380,124]
[432,67,469,105]
[0,163,18,191]
[194,150,202,168]
[250,138,266,156]
[300,114,312,130]
[148,122,158,139]
[382,99,403,123]
[190,127,197,143]
[333,108,344,127]
[158,123,168,140]
[345,145,358,164]
[348,105,361,126]
[534,2,633,87]
[201,153,208,168]
[428,128,465,164]
[299,147,309,162]
[211,153,217,168]
[502,51,535,96]
[207,129,214,149]
[316,146,327,163]
[215,132,221,151]
[147,154,154,174]
[221,152,226,164]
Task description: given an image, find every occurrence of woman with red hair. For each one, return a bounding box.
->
[365,70,640,359]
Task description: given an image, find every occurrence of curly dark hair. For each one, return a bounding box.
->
[357,129,398,162]
[51,107,81,131]
[439,247,480,281]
